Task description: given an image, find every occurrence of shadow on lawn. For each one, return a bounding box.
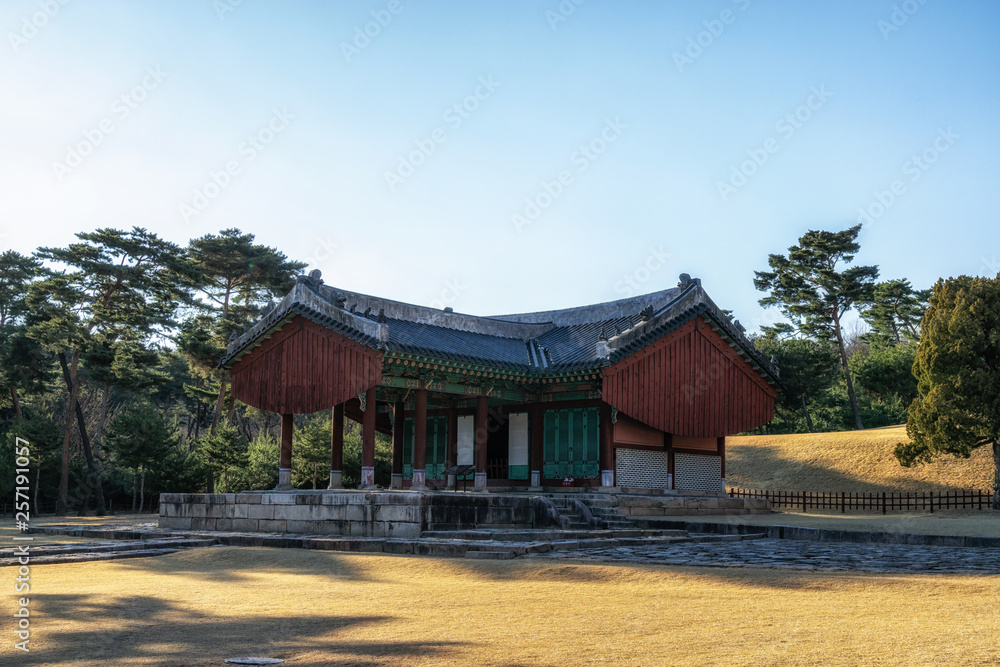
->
[30,593,465,665]
[111,545,378,584]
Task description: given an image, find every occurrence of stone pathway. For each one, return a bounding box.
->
[527,537,1000,574]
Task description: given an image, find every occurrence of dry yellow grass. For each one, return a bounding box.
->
[727,425,994,492]
[2,547,999,666]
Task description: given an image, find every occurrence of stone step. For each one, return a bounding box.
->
[465,551,518,560]
[0,538,215,558]
[0,547,185,566]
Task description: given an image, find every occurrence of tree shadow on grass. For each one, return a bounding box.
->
[109,546,379,584]
[29,593,465,666]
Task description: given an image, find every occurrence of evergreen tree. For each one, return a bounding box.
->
[895,274,1000,509]
[754,324,839,432]
[29,227,190,513]
[293,413,332,489]
[196,425,248,493]
[859,279,930,343]
[105,401,179,513]
[754,224,879,430]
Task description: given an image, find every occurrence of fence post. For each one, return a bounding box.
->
[929,491,933,514]
[881,491,886,515]
[802,491,807,513]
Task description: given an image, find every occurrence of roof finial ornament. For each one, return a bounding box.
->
[333,293,346,308]
[599,326,608,342]
[363,307,372,319]
[376,308,387,323]
[228,330,238,343]
[734,319,746,333]
[677,273,702,289]
[639,305,653,321]
[297,269,324,288]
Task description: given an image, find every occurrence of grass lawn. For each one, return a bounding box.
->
[727,425,994,493]
[2,547,999,666]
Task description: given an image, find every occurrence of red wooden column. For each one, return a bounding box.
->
[666,434,675,490]
[529,403,543,489]
[718,436,727,493]
[329,404,344,489]
[360,387,377,489]
[446,407,458,489]
[599,402,614,489]
[390,398,405,489]
[277,413,293,490]
[411,389,428,490]
[474,395,489,492]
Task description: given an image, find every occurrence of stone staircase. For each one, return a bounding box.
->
[543,493,637,530]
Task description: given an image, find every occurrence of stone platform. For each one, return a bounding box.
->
[158,490,771,539]
[158,490,548,538]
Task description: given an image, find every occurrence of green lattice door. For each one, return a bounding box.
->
[402,416,448,480]
[542,407,600,480]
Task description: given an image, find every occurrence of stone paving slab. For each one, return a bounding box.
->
[526,538,1000,574]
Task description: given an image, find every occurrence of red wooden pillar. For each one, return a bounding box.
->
[360,387,377,489]
[666,434,675,491]
[529,403,543,488]
[446,407,458,489]
[599,402,614,489]
[329,404,344,489]
[718,436,726,494]
[390,398,405,489]
[474,395,489,491]
[412,388,428,490]
[278,413,293,489]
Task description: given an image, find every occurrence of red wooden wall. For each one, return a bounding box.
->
[601,318,776,438]
[230,315,383,415]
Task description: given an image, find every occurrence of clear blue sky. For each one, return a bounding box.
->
[2,0,998,330]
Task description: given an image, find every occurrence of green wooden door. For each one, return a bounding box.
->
[403,416,448,480]
[542,407,600,479]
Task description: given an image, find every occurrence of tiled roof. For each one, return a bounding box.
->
[220,271,780,384]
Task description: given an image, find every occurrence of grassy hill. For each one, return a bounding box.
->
[727,425,994,493]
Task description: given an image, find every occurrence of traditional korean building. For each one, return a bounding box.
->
[220,271,780,494]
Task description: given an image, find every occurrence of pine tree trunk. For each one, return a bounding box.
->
[993,440,999,511]
[226,390,235,425]
[57,351,81,514]
[139,464,145,514]
[94,382,111,457]
[10,386,21,418]
[132,468,138,513]
[833,316,865,430]
[211,377,227,435]
[59,352,106,513]
[800,394,815,433]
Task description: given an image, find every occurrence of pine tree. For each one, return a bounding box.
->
[754,224,879,430]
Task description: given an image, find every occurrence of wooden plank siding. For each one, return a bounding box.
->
[601,318,776,438]
[230,314,383,414]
